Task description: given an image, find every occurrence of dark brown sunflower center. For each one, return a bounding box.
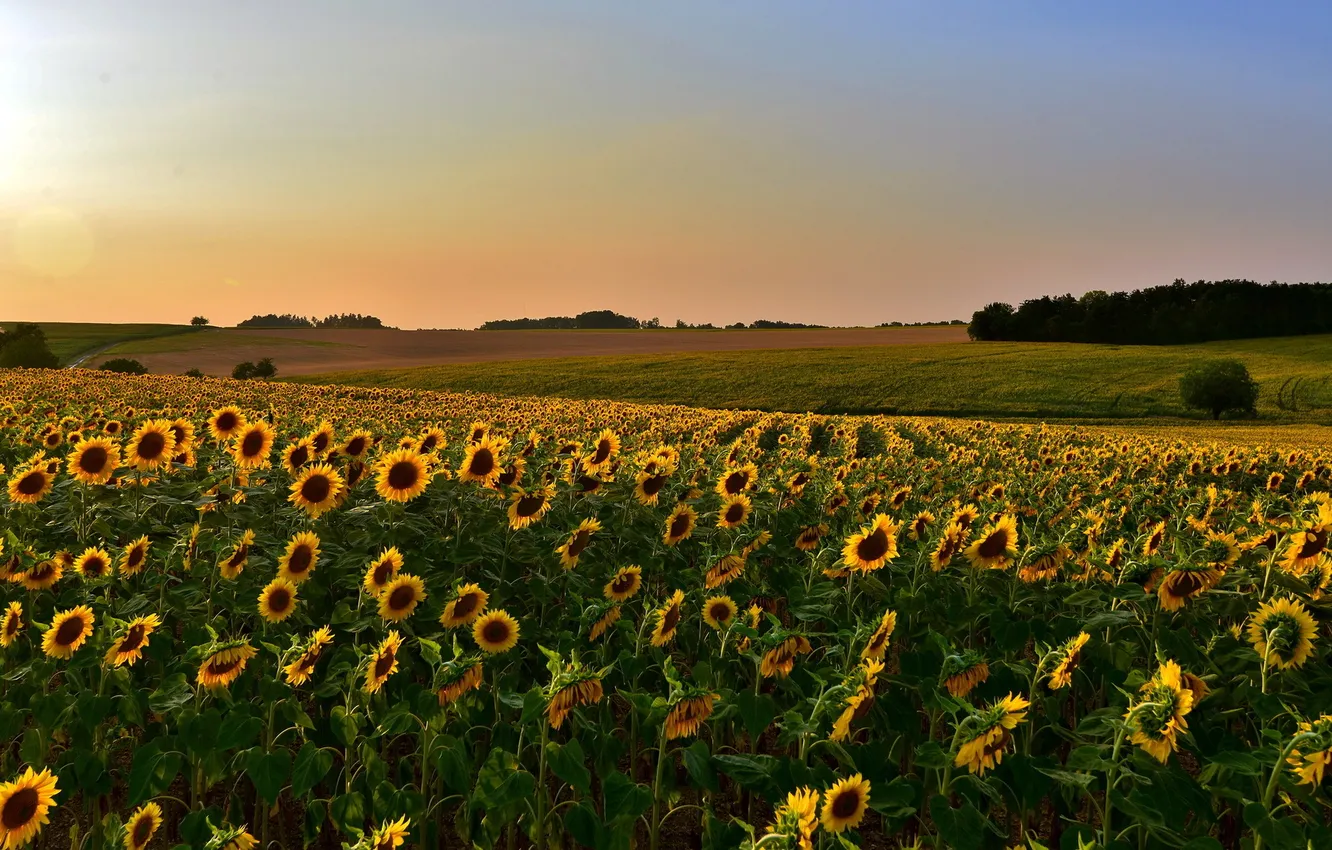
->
[1169,571,1203,596]
[831,789,861,819]
[16,471,46,495]
[515,495,546,517]
[300,475,332,504]
[215,411,238,432]
[372,562,394,585]
[119,624,146,653]
[724,472,747,494]
[131,813,154,844]
[78,445,109,474]
[374,649,396,679]
[661,604,681,634]
[227,546,248,568]
[468,449,495,477]
[452,593,480,619]
[724,504,745,524]
[127,547,145,569]
[567,531,591,557]
[1298,530,1327,559]
[388,584,415,610]
[1,786,38,829]
[593,441,612,463]
[287,546,313,574]
[641,475,667,496]
[240,431,265,456]
[207,656,243,677]
[388,461,420,490]
[346,437,366,456]
[312,432,331,453]
[977,531,1010,559]
[611,574,637,594]
[482,620,511,644]
[55,616,87,645]
[268,588,292,611]
[669,515,691,538]
[709,603,732,622]
[289,446,310,469]
[856,529,890,562]
[136,432,167,460]
[4,615,18,637]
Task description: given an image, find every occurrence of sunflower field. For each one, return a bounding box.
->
[3,369,1332,850]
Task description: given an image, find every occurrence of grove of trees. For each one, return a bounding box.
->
[237,314,389,329]
[0,323,60,368]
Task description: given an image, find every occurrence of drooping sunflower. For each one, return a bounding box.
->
[283,627,334,686]
[378,574,427,622]
[1126,660,1194,763]
[369,815,411,850]
[0,766,60,849]
[197,641,258,689]
[1157,564,1222,612]
[1,602,23,647]
[363,548,404,595]
[126,419,177,470]
[716,493,752,529]
[841,514,900,573]
[439,583,489,629]
[67,437,121,485]
[963,514,1019,570]
[930,522,968,571]
[436,657,485,706]
[231,421,276,469]
[588,604,622,641]
[1247,596,1318,670]
[665,692,719,740]
[218,530,254,580]
[953,694,1030,775]
[507,486,553,529]
[819,774,871,834]
[7,464,53,505]
[794,523,827,552]
[604,566,643,602]
[42,605,95,659]
[861,609,898,661]
[662,504,697,546]
[374,449,430,502]
[830,659,883,743]
[365,630,405,693]
[458,436,505,486]
[1286,715,1332,786]
[104,614,161,667]
[704,553,747,589]
[546,667,604,730]
[473,610,520,654]
[124,801,163,850]
[258,578,299,623]
[907,510,935,541]
[650,591,685,647]
[288,463,344,518]
[702,595,738,629]
[556,518,602,569]
[761,635,813,678]
[207,406,247,442]
[278,531,321,584]
[1047,632,1090,690]
[941,651,990,697]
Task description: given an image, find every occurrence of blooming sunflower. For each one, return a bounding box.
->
[604,566,643,602]
[0,767,60,849]
[841,514,899,573]
[930,522,968,571]
[73,546,112,580]
[662,505,697,546]
[126,419,176,470]
[556,518,601,570]
[281,438,315,477]
[767,786,819,850]
[283,627,334,686]
[963,514,1019,570]
[7,464,52,505]
[378,574,427,622]
[340,429,374,460]
[650,590,685,647]
[363,548,404,596]
[1141,520,1167,557]
[716,463,757,497]
[288,463,344,518]
[369,816,411,850]
[104,614,161,667]
[374,449,430,502]
[861,609,898,660]
[820,774,871,833]
[43,605,95,659]
[365,630,404,693]
[231,421,276,469]
[278,531,321,584]
[581,429,620,475]
[473,610,520,654]
[197,641,258,689]
[458,436,504,486]
[258,578,300,623]
[715,493,752,529]
[761,635,813,678]
[218,530,254,580]
[119,536,151,577]
[1287,715,1332,786]
[953,694,1030,775]
[67,437,120,485]
[124,801,163,850]
[634,470,670,506]
[1126,660,1194,762]
[507,487,553,529]
[18,559,63,592]
[702,595,738,629]
[1247,596,1317,670]
[439,583,489,629]
[207,406,247,442]
[1047,632,1090,689]
[1,602,23,647]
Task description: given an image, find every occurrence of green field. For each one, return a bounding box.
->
[1,321,199,365]
[297,334,1332,421]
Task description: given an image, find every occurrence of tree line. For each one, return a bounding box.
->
[969,279,1332,344]
[237,313,390,329]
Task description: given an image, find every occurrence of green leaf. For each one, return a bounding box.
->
[713,754,779,796]
[471,749,536,813]
[245,747,292,805]
[913,741,950,770]
[330,705,360,747]
[216,713,263,752]
[434,737,470,795]
[330,791,366,835]
[546,739,592,795]
[603,771,653,823]
[128,747,183,806]
[1207,750,1261,776]
[19,728,44,767]
[292,742,334,799]
[734,690,777,741]
[563,802,605,849]
[683,739,719,793]
[930,795,985,850]
[147,673,192,713]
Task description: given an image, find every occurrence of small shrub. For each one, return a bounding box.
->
[99,358,148,375]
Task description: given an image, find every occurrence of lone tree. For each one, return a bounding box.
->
[99,358,148,375]
[1180,359,1259,419]
[191,316,210,326]
[232,358,277,380]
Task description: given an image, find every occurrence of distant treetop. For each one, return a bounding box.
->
[480,310,643,330]
[237,313,391,329]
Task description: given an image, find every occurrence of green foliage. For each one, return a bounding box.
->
[1180,359,1260,419]
[98,357,148,375]
[232,357,277,380]
[0,323,59,368]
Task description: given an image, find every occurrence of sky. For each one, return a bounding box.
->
[2,1,1331,329]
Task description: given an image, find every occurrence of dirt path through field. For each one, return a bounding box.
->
[110,326,972,376]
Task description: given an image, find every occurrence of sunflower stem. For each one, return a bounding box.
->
[649,721,669,850]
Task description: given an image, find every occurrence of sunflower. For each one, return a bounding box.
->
[841,514,899,573]
[716,493,752,529]
[207,406,247,442]
[930,522,968,571]
[662,505,697,546]
[604,566,643,602]
[1126,660,1194,762]
[473,610,520,654]
[953,694,1030,775]
[589,605,622,641]
[218,530,254,580]
[126,419,177,470]
[547,673,604,729]
[17,559,62,592]
[716,463,757,497]
[123,801,163,850]
[374,449,430,502]
[650,591,685,647]
[1157,565,1222,612]
[73,547,112,580]
[1141,520,1167,557]
[0,767,60,849]
[215,825,258,850]
[341,429,374,459]
[258,578,300,623]
[365,630,404,693]
[458,436,505,486]
[378,574,427,622]
[1047,632,1090,689]
[831,659,883,743]
[278,531,320,584]
[1247,596,1317,670]
[794,524,827,552]
[288,463,344,518]
[820,774,871,834]
[7,464,52,505]
[507,486,553,529]
[283,627,334,686]
[42,605,95,659]
[964,514,1019,569]
[702,595,738,629]
[232,421,276,469]
[197,641,258,689]
[104,614,161,667]
[0,602,23,647]
[704,553,747,589]
[556,518,601,570]
[1287,715,1332,786]
[363,548,404,596]
[369,816,411,850]
[941,651,990,697]
[67,437,120,485]
[761,635,813,678]
[439,583,489,629]
[436,658,485,706]
[634,470,670,505]
[861,609,898,660]
[768,786,819,850]
[665,693,719,740]
[281,438,315,476]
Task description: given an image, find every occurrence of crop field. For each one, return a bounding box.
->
[3,369,1332,849]
[0,323,199,367]
[302,334,1332,422]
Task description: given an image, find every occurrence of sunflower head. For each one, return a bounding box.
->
[473,610,520,654]
[1247,596,1318,670]
[819,774,871,834]
[42,605,96,659]
[0,766,60,849]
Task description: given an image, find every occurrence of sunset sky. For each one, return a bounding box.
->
[3,2,1331,329]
